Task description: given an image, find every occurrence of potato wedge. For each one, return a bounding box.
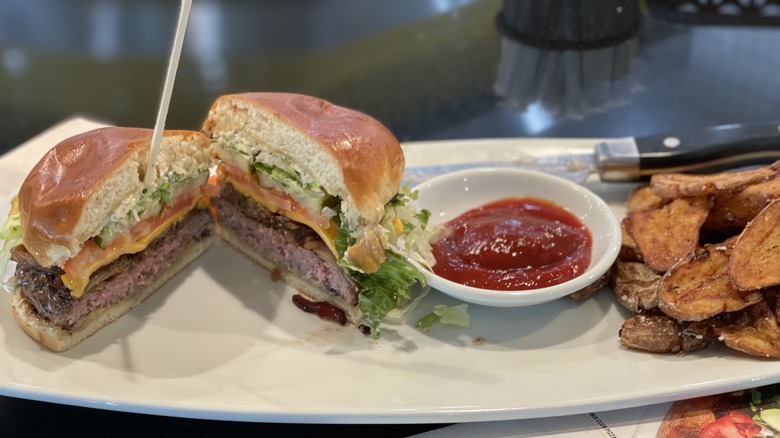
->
[568,265,613,302]
[626,185,669,213]
[618,220,642,262]
[658,241,763,321]
[619,313,712,354]
[617,163,780,359]
[705,177,780,234]
[711,301,780,358]
[650,161,780,199]
[610,260,661,313]
[624,196,710,272]
[729,199,780,291]
[763,288,780,323]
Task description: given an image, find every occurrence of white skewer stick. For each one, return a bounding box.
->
[144,0,193,186]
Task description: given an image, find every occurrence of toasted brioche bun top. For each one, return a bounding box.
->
[18,127,211,268]
[203,92,404,272]
[203,92,404,222]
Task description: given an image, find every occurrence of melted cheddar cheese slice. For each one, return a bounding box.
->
[61,195,200,298]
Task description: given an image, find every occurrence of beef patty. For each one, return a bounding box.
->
[212,183,358,305]
[11,208,215,330]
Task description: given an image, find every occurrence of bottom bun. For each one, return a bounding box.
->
[11,234,215,352]
[219,226,365,325]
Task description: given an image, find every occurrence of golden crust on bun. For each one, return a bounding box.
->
[203,92,404,272]
[18,127,210,268]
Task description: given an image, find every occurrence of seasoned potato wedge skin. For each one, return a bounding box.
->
[658,242,762,322]
[729,199,780,291]
[623,196,709,272]
[618,220,643,263]
[650,161,780,199]
[619,313,712,354]
[626,185,669,213]
[610,260,660,313]
[705,177,780,234]
[568,266,613,302]
[711,301,780,358]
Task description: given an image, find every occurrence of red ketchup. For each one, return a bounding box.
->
[430,197,592,291]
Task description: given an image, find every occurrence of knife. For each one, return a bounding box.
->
[403,122,780,184]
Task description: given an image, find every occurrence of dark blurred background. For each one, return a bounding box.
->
[1,0,779,154]
[0,0,500,149]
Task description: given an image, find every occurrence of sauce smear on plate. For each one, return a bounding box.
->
[430,197,592,291]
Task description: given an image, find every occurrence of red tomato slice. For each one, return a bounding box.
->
[63,191,197,281]
[219,163,332,230]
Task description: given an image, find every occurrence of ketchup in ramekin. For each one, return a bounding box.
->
[430,197,592,291]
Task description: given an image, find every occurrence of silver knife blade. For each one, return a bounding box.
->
[403,151,596,185]
[403,121,780,186]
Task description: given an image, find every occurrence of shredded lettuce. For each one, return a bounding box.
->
[220,134,336,216]
[219,137,254,172]
[157,180,174,206]
[254,161,304,189]
[416,304,470,329]
[334,214,355,256]
[0,212,22,278]
[415,209,431,228]
[254,160,336,213]
[96,171,207,248]
[377,184,436,270]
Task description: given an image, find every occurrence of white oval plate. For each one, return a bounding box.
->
[2,126,779,426]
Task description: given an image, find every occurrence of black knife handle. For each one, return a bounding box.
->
[635,122,780,176]
[596,122,780,181]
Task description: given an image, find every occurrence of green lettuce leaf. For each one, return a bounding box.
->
[254,161,302,188]
[253,161,337,213]
[416,304,470,329]
[354,250,426,337]
[333,187,434,336]
[157,180,173,206]
[334,214,355,256]
[96,171,204,248]
[414,209,431,229]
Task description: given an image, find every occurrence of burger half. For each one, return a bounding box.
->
[0,127,215,351]
[203,92,434,335]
